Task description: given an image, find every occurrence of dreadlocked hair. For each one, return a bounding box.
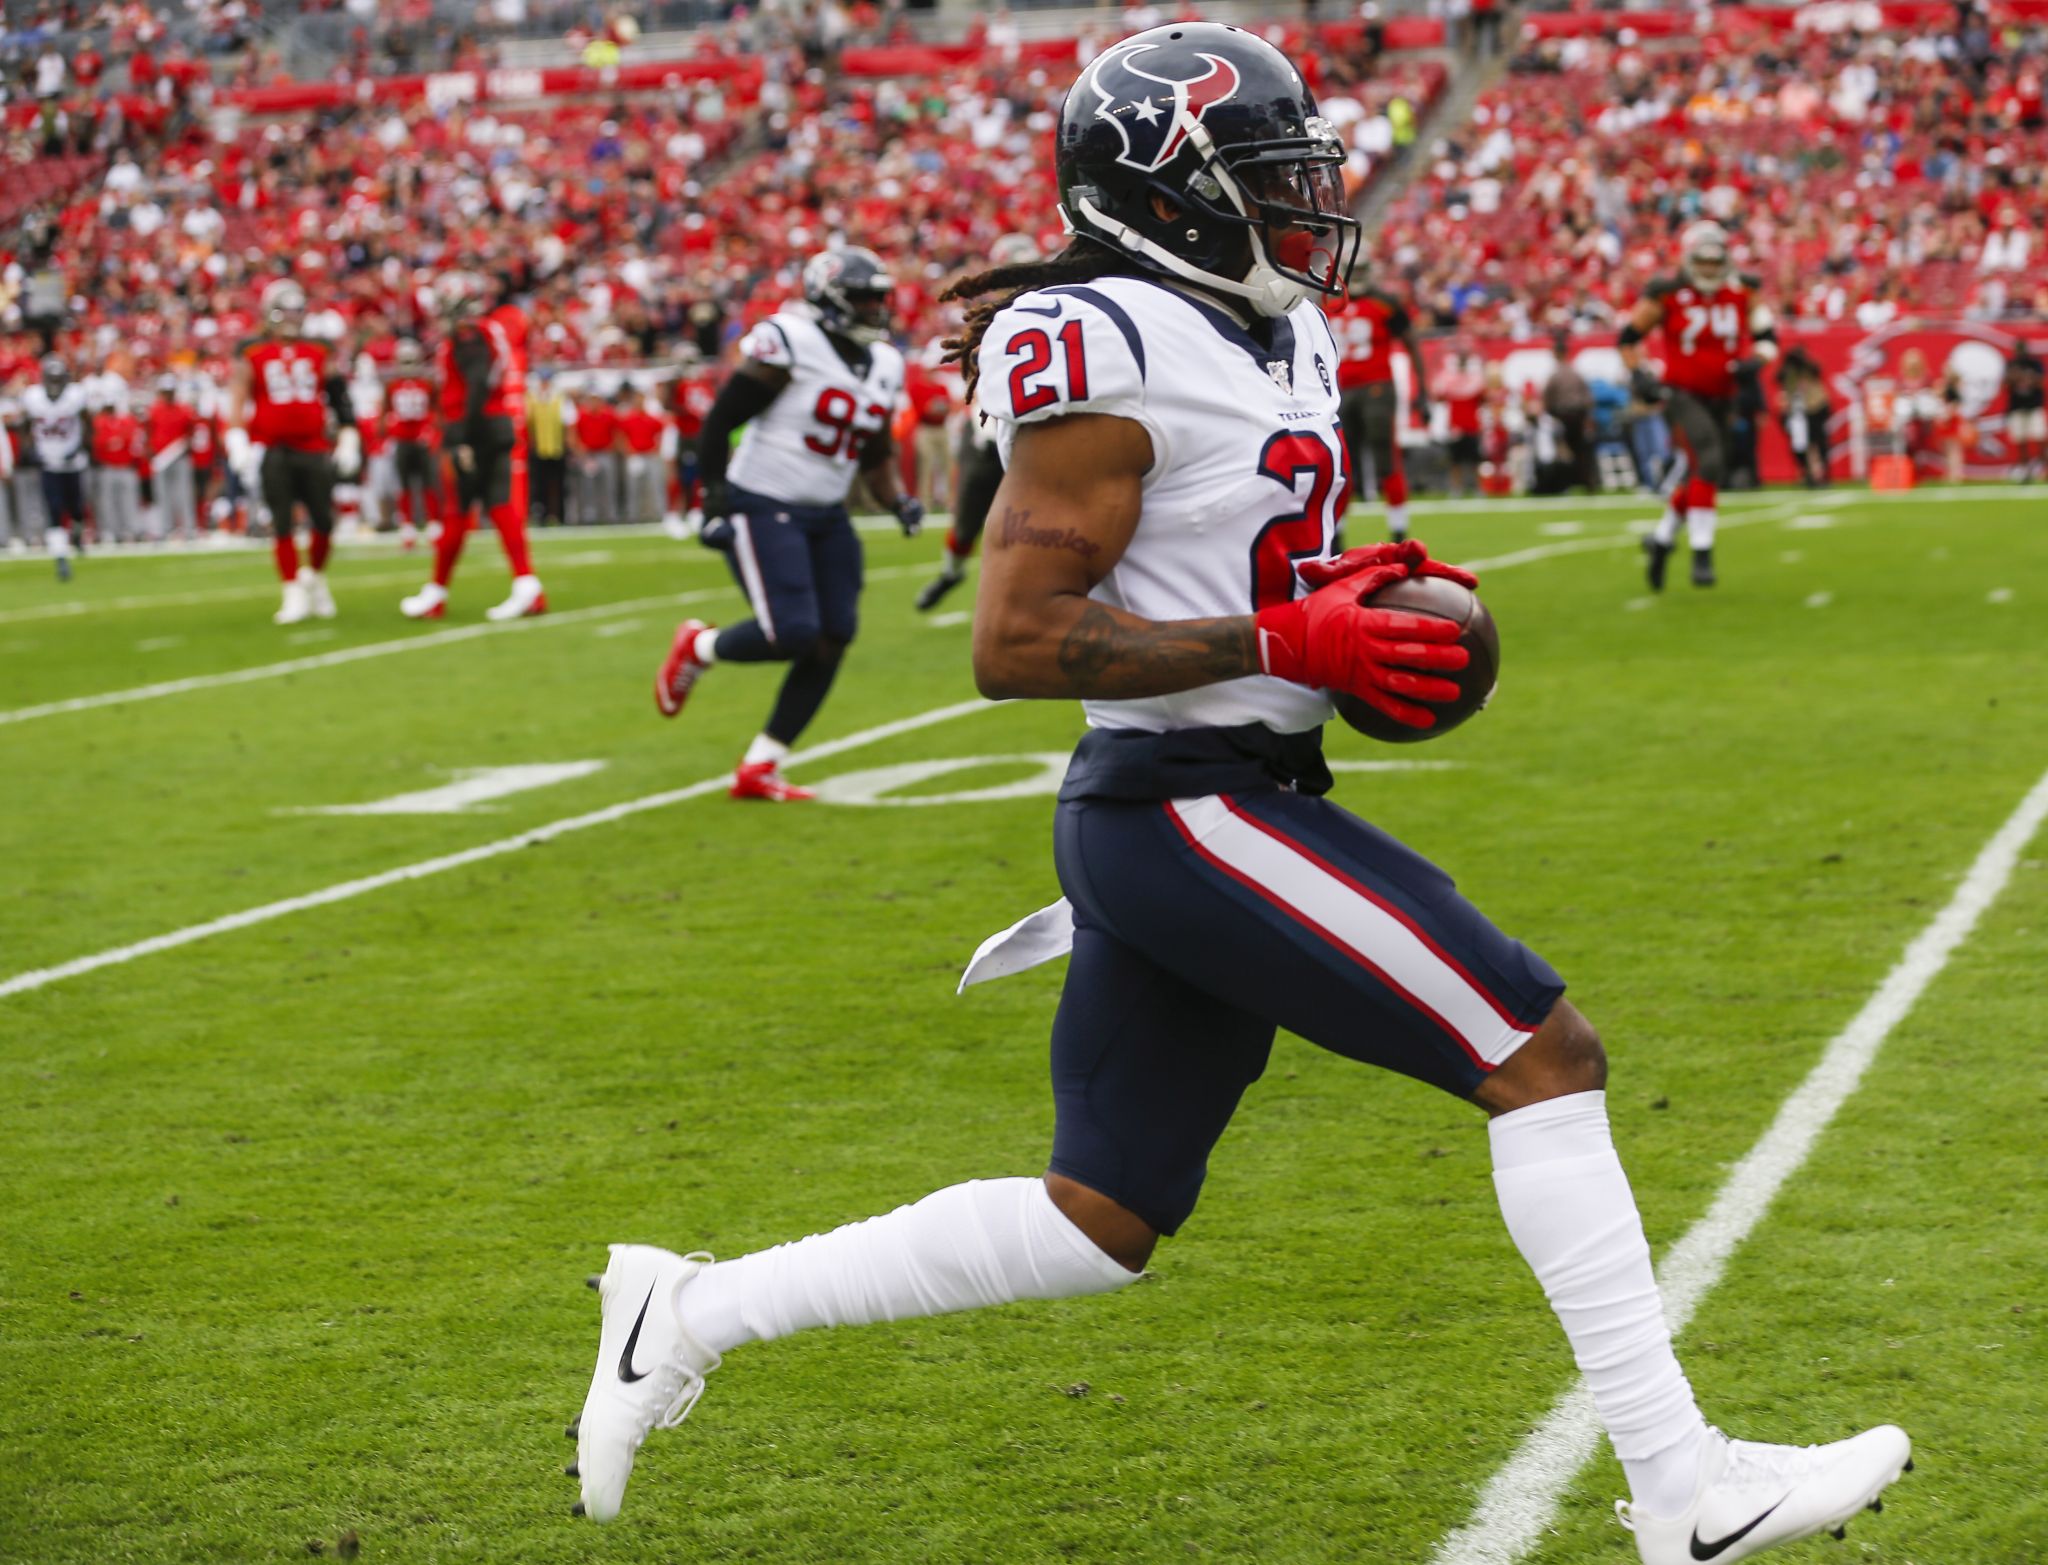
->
[941,241,1147,399]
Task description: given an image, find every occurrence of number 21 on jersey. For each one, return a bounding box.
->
[1249,423,1351,610]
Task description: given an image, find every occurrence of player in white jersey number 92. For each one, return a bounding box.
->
[650,246,922,801]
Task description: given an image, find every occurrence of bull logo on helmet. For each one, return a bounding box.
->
[1087,44,1243,174]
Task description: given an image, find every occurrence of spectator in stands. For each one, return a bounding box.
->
[1541,335,1595,493]
[1729,359,1768,492]
[1778,347,1833,489]
[33,46,66,100]
[1979,206,2033,274]
[1436,351,1486,499]
[905,343,954,513]
[529,370,574,528]
[89,390,145,544]
[619,388,668,526]
[574,386,621,526]
[2003,340,2045,480]
[1469,0,1502,60]
[1933,369,1972,481]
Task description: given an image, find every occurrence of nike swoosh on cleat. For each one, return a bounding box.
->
[616,1282,657,1384]
[1690,1497,1787,1560]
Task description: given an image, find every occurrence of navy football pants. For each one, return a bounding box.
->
[713,487,863,745]
[1048,789,1565,1235]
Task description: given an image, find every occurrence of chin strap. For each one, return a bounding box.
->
[1073,194,1311,319]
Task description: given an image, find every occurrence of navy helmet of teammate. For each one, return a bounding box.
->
[652,244,922,801]
[576,27,1911,1562]
[915,232,1042,613]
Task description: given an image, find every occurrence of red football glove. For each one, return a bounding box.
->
[1296,538,1480,593]
[1296,539,1424,590]
[1254,577,1469,730]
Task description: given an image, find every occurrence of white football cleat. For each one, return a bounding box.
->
[486,573,547,621]
[570,1244,720,1523]
[273,579,312,625]
[302,569,336,619]
[1618,1425,1912,1564]
[400,581,447,620]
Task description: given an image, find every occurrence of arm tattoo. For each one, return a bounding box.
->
[1055,601,1258,698]
[997,505,1100,560]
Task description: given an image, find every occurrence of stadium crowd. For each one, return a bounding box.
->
[1376,11,2048,337]
[0,0,2042,558]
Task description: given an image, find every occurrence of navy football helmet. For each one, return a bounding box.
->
[1057,23,1361,318]
[804,247,894,345]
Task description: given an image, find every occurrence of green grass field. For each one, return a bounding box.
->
[1,491,2043,1564]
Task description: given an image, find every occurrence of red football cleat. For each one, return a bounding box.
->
[655,619,714,718]
[729,760,815,802]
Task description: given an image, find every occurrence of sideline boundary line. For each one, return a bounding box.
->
[1429,759,2048,1565]
[0,698,997,1001]
[0,551,724,626]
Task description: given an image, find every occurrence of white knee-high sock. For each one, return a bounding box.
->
[1491,1092,1708,1515]
[1686,507,1717,550]
[682,1177,1137,1356]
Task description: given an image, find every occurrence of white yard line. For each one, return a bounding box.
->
[1459,502,1802,572]
[0,565,926,730]
[0,698,998,1001]
[1429,759,2048,1565]
[0,590,714,728]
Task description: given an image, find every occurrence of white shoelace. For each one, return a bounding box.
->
[1615,1428,1823,1533]
[651,1251,722,1433]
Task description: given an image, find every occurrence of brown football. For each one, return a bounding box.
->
[1331,575,1500,744]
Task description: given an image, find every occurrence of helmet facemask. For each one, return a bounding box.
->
[263,280,308,334]
[804,249,895,345]
[1072,116,1360,318]
[1681,225,1733,291]
[828,283,893,345]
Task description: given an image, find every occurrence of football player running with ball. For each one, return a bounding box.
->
[1621,221,1777,591]
[578,28,1910,1561]
[652,247,923,801]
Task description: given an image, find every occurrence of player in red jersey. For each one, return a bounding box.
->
[145,375,199,541]
[385,338,441,551]
[669,353,716,525]
[1620,221,1777,590]
[1328,259,1428,541]
[222,280,363,623]
[188,395,222,532]
[400,274,545,621]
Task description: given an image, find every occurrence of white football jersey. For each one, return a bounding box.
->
[727,307,905,507]
[23,384,89,472]
[980,275,1348,736]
